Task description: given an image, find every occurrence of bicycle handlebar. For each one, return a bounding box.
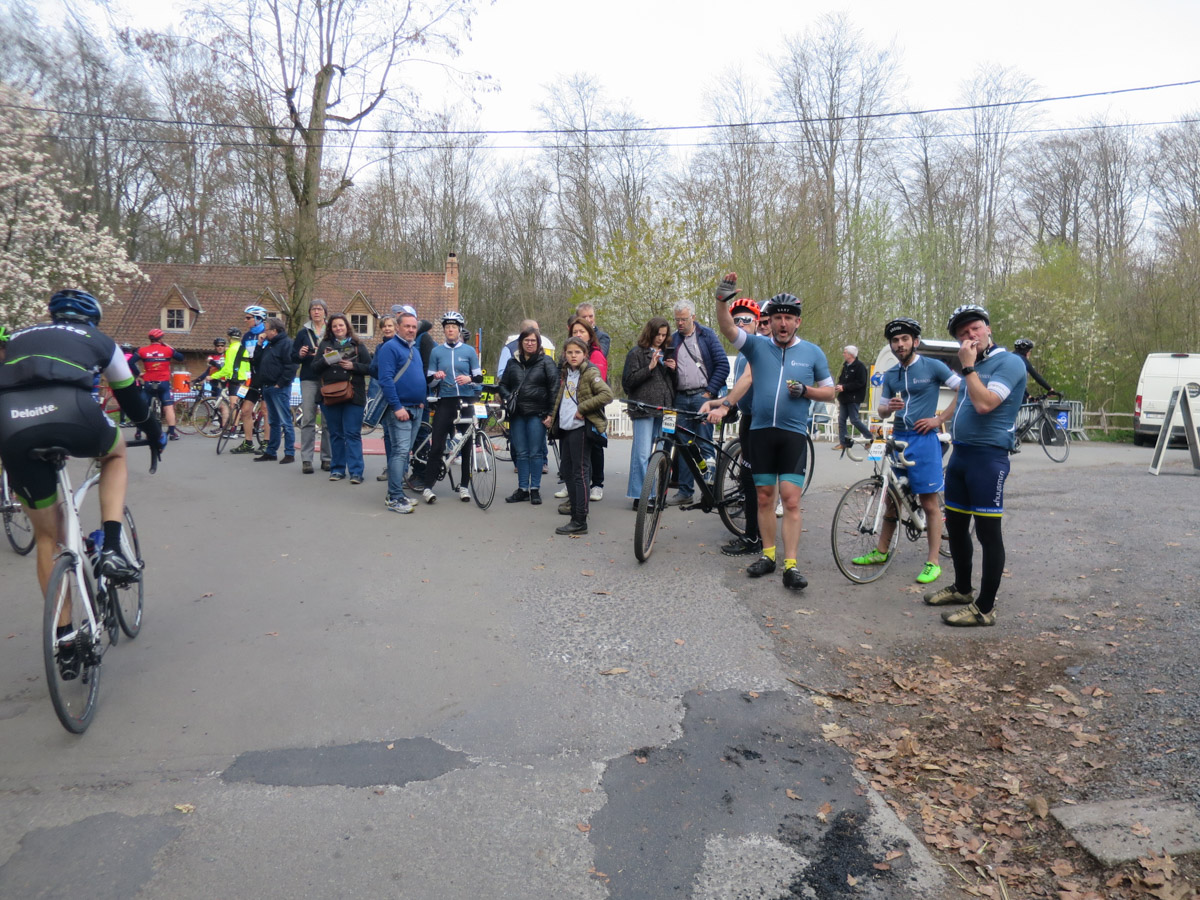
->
[882,437,916,467]
[125,438,162,475]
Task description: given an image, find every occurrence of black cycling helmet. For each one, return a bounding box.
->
[227,327,241,338]
[1013,338,1034,352]
[49,289,102,325]
[120,342,134,353]
[946,303,989,337]
[763,293,802,317]
[884,317,921,339]
[214,337,227,346]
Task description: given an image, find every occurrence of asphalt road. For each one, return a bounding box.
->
[0,434,1188,898]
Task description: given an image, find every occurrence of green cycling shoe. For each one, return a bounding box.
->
[851,548,889,566]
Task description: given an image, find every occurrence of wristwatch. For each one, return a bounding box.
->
[961,366,976,375]
[721,399,733,408]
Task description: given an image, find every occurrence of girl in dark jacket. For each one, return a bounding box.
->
[312,314,372,483]
[622,316,675,505]
[499,326,559,504]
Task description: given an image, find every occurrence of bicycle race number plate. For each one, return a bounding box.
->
[868,441,887,461]
[474,403,488,419]
[662,412,677,434]
[236,385,249,398]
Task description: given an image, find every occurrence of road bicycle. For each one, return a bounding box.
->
[2,465,34,554]
[1014,392,1071,462]
[215,395,265,455]
[830,436,953,584]
[408,396,498,510]
[39,441,158,733]
[625,400,749,563]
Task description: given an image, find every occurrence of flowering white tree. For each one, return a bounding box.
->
[0,85,142,328]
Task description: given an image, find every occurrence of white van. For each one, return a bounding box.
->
[867,339,963,427]
[1133,352,1200,446]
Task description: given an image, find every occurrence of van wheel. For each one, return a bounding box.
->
[1132,433,1149,447]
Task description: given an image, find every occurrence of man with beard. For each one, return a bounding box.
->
[710,275,835,591]
[853,317,961,584]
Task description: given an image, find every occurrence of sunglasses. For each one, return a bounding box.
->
[733,315,756,326]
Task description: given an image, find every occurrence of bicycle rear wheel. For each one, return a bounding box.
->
[831,477,900,584]
[469,431,497,509]
[634,450,671,562]
[1039,418,1070,463]
[408,422,434,487]
[43,556,101,733]
[114,506,144,638]
[174,398,199,434]
[191,399,220,438]
[3,477,34,554]
[715,440,749,539]
[801,434,815,496]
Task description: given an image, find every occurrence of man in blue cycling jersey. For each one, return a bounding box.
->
[710,274,836,591]
[852,317,961,584]
[924,304,1027,627]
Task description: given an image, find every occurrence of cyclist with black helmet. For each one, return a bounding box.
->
[923,304,1027,627]
[712,274,836,591]
[416,311,482,503]
[852,317,962,584]
[136,328,185,440]
[0,290,164,607]
[1012,338,1052,402]
[210,326,248,430]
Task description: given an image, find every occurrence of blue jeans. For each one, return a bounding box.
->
[626,415,662,499]
[510,415,548,491]
[263,386,295,457]
[673,391,711,495]
[838,401,871,445]
[383,409,422,501]
[323,402,365,478]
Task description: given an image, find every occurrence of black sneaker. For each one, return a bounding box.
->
[99,547,140,584]
[782,567,808,591]
[254,453,278,462]
[505,489,530,503]
[555,520,588,535]
[721,536,762,557]
[746,556,776,578]
[529,490,542,506]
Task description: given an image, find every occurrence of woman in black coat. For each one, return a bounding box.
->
[622,316,675,505]
[498,326,559,504]
[312,314,372,483]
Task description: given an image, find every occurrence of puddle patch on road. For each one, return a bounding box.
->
[222,737,471,788]
[0,812,180,899]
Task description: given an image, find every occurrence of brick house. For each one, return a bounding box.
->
[108,255,460,377]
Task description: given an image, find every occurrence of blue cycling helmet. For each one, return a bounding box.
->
[763,293,802,317]
[49,289,102,325]
[244,304,268,320]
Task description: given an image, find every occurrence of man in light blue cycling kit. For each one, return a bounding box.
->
[417,311,482,503]
[711,274,836,591]
[853,317,961,584]
[924,304,1027,627]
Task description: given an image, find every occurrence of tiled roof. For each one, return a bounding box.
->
[108,259,460,355]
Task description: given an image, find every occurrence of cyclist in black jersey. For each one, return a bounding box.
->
[0,291,164,602]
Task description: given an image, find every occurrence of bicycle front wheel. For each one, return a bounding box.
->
[191,399,220,438]
[1039,418,1070,463]
[174,399,199,435]
[469,431,497,510]
[114,507,144,638]
[634,450,671,562]
[43,556,101,733]
[715,440,749,539]
[3,490,34,555]
[831,477,900,584]
[801,434,816,496]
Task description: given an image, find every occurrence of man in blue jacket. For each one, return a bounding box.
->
[667,299,730,505]
[376,310,427,514]
[252,318,298,463]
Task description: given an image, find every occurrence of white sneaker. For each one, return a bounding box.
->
[775,499,784,518]
[589,486,603,502]
[459,486,471,502]
[385,497,414,514]
[422,488,437,504]
[554,487,568,499]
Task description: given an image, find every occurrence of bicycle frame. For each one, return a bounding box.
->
[49,461,104,655]
[657,410,732,510]
[860,441,922,538]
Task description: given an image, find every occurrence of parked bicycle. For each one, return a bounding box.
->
[408,394,498,509]
[1014,392,1070,462]
[215,395,265,455]
[2,464,34,554]
[624,400,749,562]
[40,441,157,733]
[830,436,953,584]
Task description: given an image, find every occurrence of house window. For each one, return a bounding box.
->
[165,308,186,330]
[350,314,371,337]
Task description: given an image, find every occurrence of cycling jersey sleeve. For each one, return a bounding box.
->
[102,345,136,389]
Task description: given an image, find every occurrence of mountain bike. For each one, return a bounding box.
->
[1014,392,1070,462]
[625,400,748,563]
[39,440,158,733]
[408,397,497,509]
[2,465,34,554]
[830,436,953,584]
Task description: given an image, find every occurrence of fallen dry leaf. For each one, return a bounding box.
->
[1131,821,1153,837]
[674,639,686,646]
[786,789,802,801]
[846,873,858,886]
[599,667,629,676]
[817,801,833,823]
[580,570,594,576]
[576,823,591,833]
[386,743,394,750]
[174,803,195,814]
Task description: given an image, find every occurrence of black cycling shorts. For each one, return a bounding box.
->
[144,379,176,407]
[749,426,808,486]
[0,386,121,508]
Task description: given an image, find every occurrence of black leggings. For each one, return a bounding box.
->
[945,510,1005,614]
[424,397,470,487]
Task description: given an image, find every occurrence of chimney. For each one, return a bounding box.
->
[445,253,458,290]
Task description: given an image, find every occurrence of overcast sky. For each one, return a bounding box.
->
[51,0,1200,158]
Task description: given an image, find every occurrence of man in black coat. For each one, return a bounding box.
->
[835,345,872,450]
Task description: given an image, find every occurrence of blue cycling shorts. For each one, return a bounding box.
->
[943,443,1010,517]
[892,430,944,495]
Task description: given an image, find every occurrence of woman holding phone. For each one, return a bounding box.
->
[621,316,675,509]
